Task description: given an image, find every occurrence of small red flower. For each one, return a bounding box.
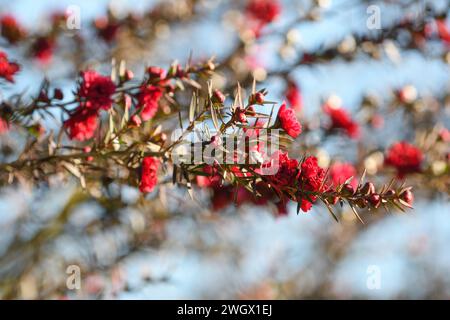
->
[285,80,302,112]
[63,108,99,141]
[0,15,26,44]
[323,103,360,139]
[31,37,55,64]
[139,157,159,193]
[78,70,116,111]
[328,162,357,189]
[385,141,423,178]
[297,156,327,212]
[265,151,299,187]
[276,102,302,138]
[0,51,20,83]
[137,85,163,121]
[245,0,281,25]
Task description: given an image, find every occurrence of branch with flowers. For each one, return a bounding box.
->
[0,52,415,222]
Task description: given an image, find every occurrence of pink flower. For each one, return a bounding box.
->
[276,102,302,138]
[78,70,116,111]
[137,85,163,121]
[139,157,159,193]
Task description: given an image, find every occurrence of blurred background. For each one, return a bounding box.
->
[0,0,449,299]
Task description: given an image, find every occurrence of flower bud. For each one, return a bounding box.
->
[147,66,166,80]
[130,115,142,127]
[360,182,375,196]
[369,194,381,208]
[53,88,64,100]
[212,90,225,104]
[400,189,414,206]
[83,146,94,162]
[250,92,265,105]
[385,189,396,197]
[342,183,355,196]
[234,107,247,123]
[124,69,134,81]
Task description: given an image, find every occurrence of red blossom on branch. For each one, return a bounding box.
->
[137,85,163,121]
[276,102,302,138]
[63,108,99,141]
[297,156,327,212]
[78,70,116,111]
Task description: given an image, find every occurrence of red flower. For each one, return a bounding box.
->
[245,0,281,24]
[63,108,98,141]
[0,51,20,83]
[276,102,302,138]
[31,37,55,64]
[328,162,357,189]
[297,156,326,212]
[323,103,360,139]
[285,81,302,112]
[137,85,163,121]
[78,70,116,111]
[139,157,159,193]
[0,15,26,44]
[265,151,299,187]
[385,141,423,178]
